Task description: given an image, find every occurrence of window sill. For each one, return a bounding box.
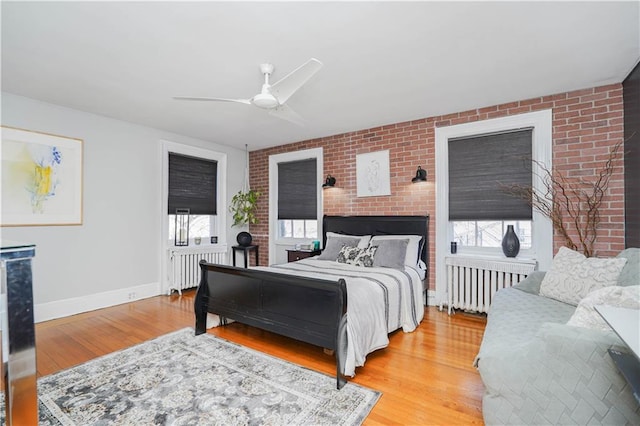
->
[168,244,228,253]
[445,253,537,273]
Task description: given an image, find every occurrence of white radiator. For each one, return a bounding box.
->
[168,246,228,294]
[444,255,537,314]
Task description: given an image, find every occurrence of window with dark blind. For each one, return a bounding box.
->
[448,129,532,221]
[278,158,317,220]
[168,153,217,215]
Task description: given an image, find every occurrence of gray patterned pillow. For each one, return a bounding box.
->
[539,247,628,306]
[336,245,378,267]
[353,245,378,267]
[336,245,361,264]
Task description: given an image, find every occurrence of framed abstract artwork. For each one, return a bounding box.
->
[356,150,391,197]
[1,126,83,226]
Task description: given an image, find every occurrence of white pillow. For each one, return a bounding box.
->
[539,247,627,306]
[326,232,371,249]
[567,285,640,331]
[369,234,422,267]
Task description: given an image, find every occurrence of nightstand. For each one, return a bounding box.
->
[232,245,259,268]
[287,249,321,262]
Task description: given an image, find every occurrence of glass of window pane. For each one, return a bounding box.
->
[293,220,305,238]
[168,215,213,242]
[278,220,292,238]
[305,220,318,238]
[453,221,475,246]
[477,221,502,247]
[505,220,532,249]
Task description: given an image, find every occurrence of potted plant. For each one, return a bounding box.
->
[229,189,260,246]
[230,145,260,246]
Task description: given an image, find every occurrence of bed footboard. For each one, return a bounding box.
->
[194,261,348,389]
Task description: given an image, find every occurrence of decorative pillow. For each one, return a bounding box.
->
[317,236,360,261]
[336,245,361,264]
[326,232,371,249]
[567,285,640,331]
[370,235,422,267]
[353,245,378,267]
[539,247,628,306]
[371,239,409,269]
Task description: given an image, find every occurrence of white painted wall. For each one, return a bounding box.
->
[1,93,245,322]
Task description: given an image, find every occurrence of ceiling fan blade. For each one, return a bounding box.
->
[270,58,323,105]
[173,96,251,105]
[269,104,306,126]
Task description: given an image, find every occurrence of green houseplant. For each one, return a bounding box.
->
[229,189,261,227]
[229,144,260,246]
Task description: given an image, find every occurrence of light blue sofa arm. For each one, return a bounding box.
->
[479,322,640,425]
[511,270,546,295]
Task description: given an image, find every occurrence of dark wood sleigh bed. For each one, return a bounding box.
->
[194,215,429,389]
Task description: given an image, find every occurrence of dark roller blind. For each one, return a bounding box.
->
[278,158,317,220]
[168,153,217,215]
[449,129,533,221]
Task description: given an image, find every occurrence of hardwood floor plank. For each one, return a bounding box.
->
[26,290,486,425]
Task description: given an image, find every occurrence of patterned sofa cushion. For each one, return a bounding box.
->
[539,247,627,306]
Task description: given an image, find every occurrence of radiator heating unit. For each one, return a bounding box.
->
[169,247,228,294]
[444,256,537,314]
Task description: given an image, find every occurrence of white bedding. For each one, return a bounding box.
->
[206,258,424,377]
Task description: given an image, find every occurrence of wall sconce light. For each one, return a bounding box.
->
[322,175,336,189]
[412,166,427,183]
[175,208,190,246]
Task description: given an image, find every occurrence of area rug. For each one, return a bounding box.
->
[0,328,380,425]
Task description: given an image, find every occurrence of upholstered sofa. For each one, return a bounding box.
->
[475,248,640,425]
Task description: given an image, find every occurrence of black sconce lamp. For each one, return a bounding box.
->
[412,166,427,183]
[322,174,336,189]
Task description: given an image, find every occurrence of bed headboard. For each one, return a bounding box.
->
[322,215,430,264]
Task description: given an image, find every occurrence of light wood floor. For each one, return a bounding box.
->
[33,290,487,425]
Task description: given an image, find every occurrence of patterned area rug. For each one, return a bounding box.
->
[1,328,380,425]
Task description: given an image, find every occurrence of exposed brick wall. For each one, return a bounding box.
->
[250,83,625,290]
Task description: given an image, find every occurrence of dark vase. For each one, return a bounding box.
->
[502,225,520,258]
[236,231,252,247]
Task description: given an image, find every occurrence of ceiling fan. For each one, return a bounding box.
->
[173,58,323,126]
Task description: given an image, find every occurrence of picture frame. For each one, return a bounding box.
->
[1,126,83,226]
[356,150,391,197]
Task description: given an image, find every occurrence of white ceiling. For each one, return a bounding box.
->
[2,1,639,151]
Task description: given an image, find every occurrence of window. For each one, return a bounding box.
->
[163,142,227,247]
[278,219,318,238]
[168,214,217,240]
[435,109,553,304]
[268,148,323,262]
[448,129,533,250]
[167,152,218,244]
[277,158,318,239]
[453,220,531,249]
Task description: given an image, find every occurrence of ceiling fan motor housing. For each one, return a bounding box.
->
[252,92,279,109]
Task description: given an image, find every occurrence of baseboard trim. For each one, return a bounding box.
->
[34,285,437,324]
[427,289,437,306]
[34,282,161,323]
[425,289,437,306]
